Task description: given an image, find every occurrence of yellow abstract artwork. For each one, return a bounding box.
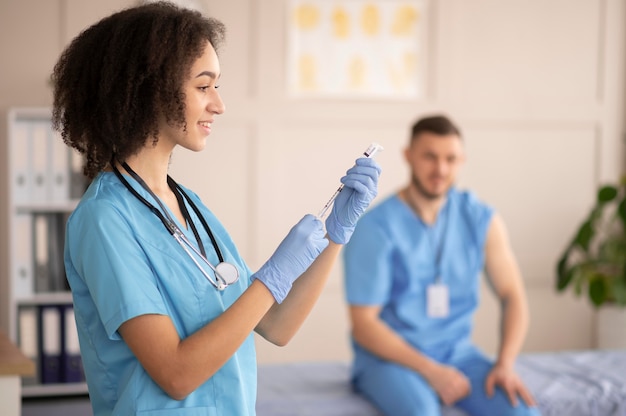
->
[348,56,366,89]
[361,4,380,36]
[332,7,350,39]
[287,0,426,99]
[294,3,321,30]
[392,4,419,36]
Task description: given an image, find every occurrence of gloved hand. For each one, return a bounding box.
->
[325,157,381,244]
[251,214,329,303]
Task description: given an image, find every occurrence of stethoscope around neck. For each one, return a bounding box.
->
[111,159,239,291]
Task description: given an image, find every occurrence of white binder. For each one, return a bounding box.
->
[33,214,50,293]
[29,122,50,202]
[18,306,40,385]
[63,306,84,382]
[12,213,34,298]
[49,129,70,201]
[64,308,80,356]
[10,119,30,203]
[69,149,85,199]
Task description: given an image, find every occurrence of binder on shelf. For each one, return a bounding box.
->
[47,213,68,292]
[50,129,70,201]
[33,214,50,293]
[60,212,72,291]
[62,305,84,383]
[69,149,86,200]
[10,119,31,203]
[13,213,34,298]
[29,122,50,202]
[38,304,62,384]
[18,306,40,385]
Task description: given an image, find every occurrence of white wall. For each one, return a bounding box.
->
[1,0,624,364]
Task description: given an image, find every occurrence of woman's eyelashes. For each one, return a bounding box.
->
[198,85,220,92]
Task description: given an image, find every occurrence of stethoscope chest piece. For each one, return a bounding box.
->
[215,262,239,287]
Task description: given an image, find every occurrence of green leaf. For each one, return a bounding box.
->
[599,238,626,264]
[556,255,569,290]
[589,206,603,223]
[557,264,575,291]
[618,198,626,226]
[574,220,594,251]
[598,185,618,203]
[557,176,626,306]
[573,266,586,295]
[589,277,607,307]
[612,278,626,305]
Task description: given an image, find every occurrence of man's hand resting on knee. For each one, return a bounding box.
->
[425,363,471,406]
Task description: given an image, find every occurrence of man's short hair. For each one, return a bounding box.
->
[410,115,462,142]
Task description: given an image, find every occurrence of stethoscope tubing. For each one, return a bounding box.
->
[171,227,229,290]
[110,160,237,291]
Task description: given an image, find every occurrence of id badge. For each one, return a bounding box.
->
[427,283,449,318]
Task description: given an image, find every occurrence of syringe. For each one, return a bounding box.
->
[317,142,384,219]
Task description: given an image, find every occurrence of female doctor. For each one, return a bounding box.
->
[51,2,380,415]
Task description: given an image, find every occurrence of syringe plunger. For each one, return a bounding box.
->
[317,142,384,219]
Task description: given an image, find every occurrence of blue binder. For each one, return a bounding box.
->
[38,304,62,384]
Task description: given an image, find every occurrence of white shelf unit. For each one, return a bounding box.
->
[2,107,89,397]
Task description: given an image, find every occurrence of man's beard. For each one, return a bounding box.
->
[411,174,450,200]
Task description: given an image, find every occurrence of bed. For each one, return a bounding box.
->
[256,350,626,416]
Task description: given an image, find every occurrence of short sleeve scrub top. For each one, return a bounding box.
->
[344,188,494,374]
[64,172,256,416]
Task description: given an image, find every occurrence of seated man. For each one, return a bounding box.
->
[343,114,540,416]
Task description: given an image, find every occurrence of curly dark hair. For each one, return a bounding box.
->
[51,1,226,178]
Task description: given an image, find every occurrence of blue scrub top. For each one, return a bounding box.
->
[343,188,493,374]
[65,172,257,416]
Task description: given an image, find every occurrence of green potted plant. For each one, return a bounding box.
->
[556,175,626,305]
[556,175,626,347]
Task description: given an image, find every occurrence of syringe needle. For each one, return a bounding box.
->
[318,185,344,219]
[317,142,384,219]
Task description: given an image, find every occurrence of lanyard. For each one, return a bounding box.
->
[429,201,450,284]
[404,189,451,284]
[111,160,238,290]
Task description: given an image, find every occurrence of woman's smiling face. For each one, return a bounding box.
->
[159,40,225,152]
